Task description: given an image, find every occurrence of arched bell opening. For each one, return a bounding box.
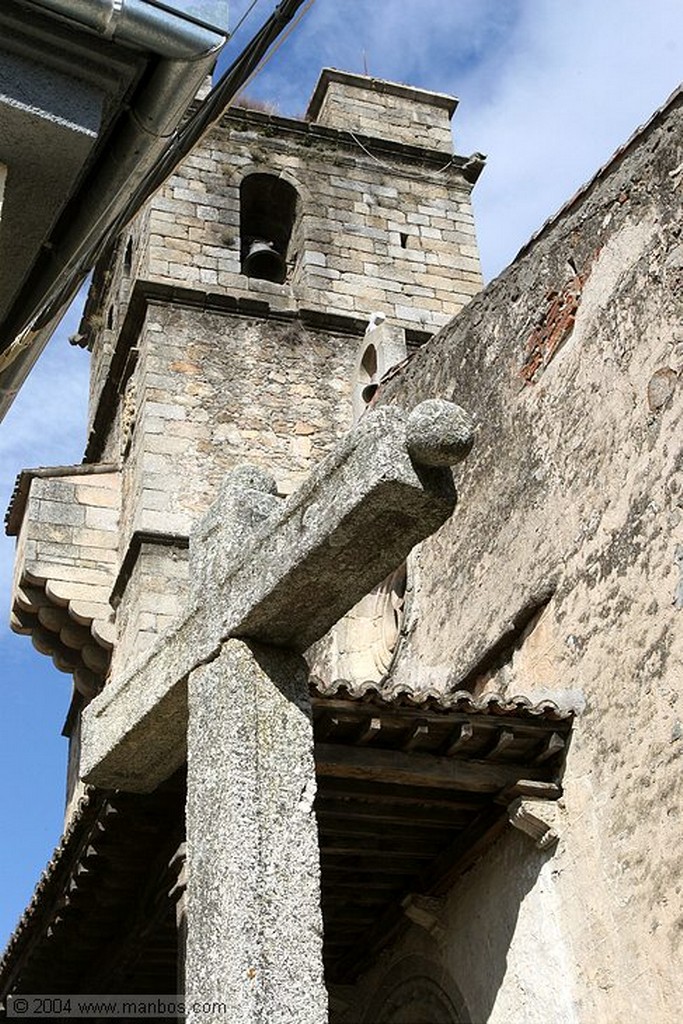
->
[240,173,298,284]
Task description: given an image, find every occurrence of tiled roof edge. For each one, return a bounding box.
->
[310,677,575,720]
[0,787,107,991]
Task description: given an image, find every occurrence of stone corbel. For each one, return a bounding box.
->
[507,797,560,850]
[168,841,187,907]
[401,893,447,939]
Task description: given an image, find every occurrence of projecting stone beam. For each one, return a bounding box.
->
[81,401,473,792]
[198,401,467,652]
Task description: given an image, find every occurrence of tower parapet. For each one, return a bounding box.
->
[307,68,459,152]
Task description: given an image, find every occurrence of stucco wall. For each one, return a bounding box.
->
[353,91,683,1022]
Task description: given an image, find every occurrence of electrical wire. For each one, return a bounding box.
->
[234,0,315,97]
[229,0,263,43]
[348,129,458,175]
[157,0,316,188]
[112,0,315,231]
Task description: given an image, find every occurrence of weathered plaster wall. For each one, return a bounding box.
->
[360,92,683,1021]
[334,826,578,1024]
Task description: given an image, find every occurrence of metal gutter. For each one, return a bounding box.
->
[24,0,228,59]
[0,0,228,415]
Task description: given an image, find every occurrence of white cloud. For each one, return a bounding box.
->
[458,0,683,277]
[233,0,519,117]
[239,0,683,278]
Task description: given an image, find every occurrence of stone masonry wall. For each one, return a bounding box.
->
[135,108,480,333]
[107,303,362,672]
[8,466,121,821]
[10,468,120,653]
[85,210,150,434]
[349,91,683,1022]
[122,305,358,537]
[113,539,190,678]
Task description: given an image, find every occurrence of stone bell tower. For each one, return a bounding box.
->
[7,68,484,815]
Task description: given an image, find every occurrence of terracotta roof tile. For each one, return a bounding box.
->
[310,677,574,720]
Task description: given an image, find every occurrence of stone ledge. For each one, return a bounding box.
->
[221,105,475,171]
[110,529,189,610]
[85,278,431,464]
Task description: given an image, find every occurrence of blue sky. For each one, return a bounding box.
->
[1,0,682,949]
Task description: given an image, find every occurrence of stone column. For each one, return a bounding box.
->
[185,638,327,1024]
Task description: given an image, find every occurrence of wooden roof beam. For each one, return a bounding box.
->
[314,742,556,794]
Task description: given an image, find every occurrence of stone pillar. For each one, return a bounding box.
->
[185,638,327,1024]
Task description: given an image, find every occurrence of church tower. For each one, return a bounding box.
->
[7,69,484,814]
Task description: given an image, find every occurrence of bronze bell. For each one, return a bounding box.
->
[243,238,285,283]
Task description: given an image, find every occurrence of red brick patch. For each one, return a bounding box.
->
[520,269,589,384]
